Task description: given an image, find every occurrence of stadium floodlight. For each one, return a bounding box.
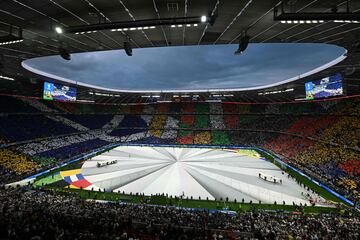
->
[58,47,71,61]
[234,34,250,55]
[55,27,63,34]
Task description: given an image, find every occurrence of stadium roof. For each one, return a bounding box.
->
[0,0,360,103]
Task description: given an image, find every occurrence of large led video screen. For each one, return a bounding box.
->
[43,82,77,101]
[305,73,343,100]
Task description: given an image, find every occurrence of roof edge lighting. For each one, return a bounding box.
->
[64,16,215,34]
[0,75,15,81]
[274,2,360,23]
[0,27,23,46]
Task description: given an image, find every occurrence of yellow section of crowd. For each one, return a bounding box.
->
[319,116,360,148]
[194,131,211,144]
[338,178,360,200]
[149,115,167,137]
[0,149,38,174]
[296,115,360,166]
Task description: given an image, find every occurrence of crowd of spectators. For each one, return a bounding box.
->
[194,131,211,144]
[37,139,109,160]
[1,95,359,202]
[161,130,178,140]
[66,114,114,129]
[0,115,78,142]
[177,130,194,144]
[210,115,225,129]
[149,115,167,138]
[209,103,223,114]
[180,115,195,127]
[211,131,231,145]
[0,149,38,182]
[16,131,109,156]
[265,114,360,202]
[231,131,275,147]
[195,115,209,129]
[0,96,40,113]
[1,187,359,240]
[224,115,240,129]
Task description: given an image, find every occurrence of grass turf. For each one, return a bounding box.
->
[46,187,342,214]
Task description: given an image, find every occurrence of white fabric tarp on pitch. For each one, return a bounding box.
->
[81,146,322,204]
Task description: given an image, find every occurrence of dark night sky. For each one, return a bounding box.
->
[24,43,345,91]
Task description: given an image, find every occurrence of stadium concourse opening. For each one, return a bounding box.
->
[1,0,360,239]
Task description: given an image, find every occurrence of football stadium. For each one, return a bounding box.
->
[0,0,360,239]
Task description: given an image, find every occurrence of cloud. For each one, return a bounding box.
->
[24,43,345,90]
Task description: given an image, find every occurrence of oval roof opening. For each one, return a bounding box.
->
[22,43,346,92]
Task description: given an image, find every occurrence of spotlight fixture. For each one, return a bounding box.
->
[58,47,71,60]
[234,34,250,55]
[55,27,63,34]
[124,41,132,56]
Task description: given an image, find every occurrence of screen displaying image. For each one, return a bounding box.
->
[43,81,77,101]
[305,73,343,100]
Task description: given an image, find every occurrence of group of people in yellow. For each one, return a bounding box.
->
[149,115,167,138]
[293,114,360,201]
[193,131,211,144]
[0,148,38,175]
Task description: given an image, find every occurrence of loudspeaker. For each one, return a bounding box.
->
[58,47,71,60]
[124,41,132,56]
